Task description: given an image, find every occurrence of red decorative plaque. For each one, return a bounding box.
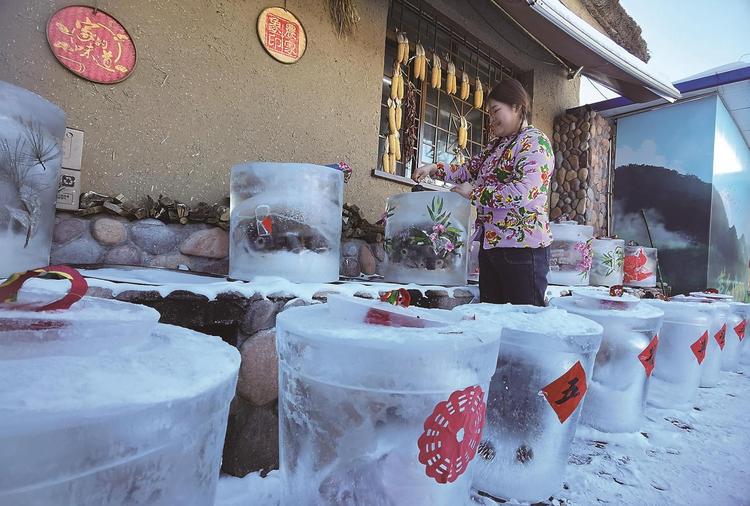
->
[257,7,307,64]
[47,5,136,84]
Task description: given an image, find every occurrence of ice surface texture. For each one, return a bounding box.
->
[276,303,501,505]
[453,303,603,503]
[0,81,66,276]
[0,324,240,506]
[383,192,471,286]
[551,295,663,433]
[590,238,625,287]
[229,163,343,283]
[0,288,160,359]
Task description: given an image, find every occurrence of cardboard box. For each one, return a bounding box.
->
[56,128,83,210]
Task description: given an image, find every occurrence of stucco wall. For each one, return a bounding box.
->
[0,0,582,221]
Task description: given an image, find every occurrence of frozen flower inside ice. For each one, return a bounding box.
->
[433,223,446,234]
[445,241,455,252]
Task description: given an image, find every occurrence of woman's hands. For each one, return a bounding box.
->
[450,181,474,200]
[411,163,438,182]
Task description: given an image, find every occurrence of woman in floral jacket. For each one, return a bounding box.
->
[413,78,553,305]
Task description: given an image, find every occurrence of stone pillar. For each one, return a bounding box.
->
[550,107,612,236]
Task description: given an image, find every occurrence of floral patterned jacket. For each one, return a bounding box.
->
[435,125,554,249]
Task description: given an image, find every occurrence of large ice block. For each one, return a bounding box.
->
[623,245,657,288]
[547,221,593,286]
[453,303,603,504]
[229,162,344,283]
[0,288,160,359]
[641,299,713,409]
[276,298,501,505]
[672,295,729,387]
[733,303,750,365]
[589,238,624,287]
[0,81,66,277]
[551,290,663,433]
[0,323,240,506]
[383,192,471,286]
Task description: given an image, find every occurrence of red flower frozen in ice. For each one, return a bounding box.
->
[417,385,486,484]
[623,248,653,283]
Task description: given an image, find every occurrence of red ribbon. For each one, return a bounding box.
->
[0,265,88,312]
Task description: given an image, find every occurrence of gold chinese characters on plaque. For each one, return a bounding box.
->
[257,7,306,64]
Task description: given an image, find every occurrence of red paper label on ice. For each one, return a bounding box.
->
[691,331,709,364]
[735,320,746,342]
[417,385,486,484]
[714,324,727,350]
[540,361,587,424]
[638,335,659,377]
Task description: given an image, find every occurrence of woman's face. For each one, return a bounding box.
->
[487,99,522,138]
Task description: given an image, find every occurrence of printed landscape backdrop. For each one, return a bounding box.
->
[613,96,750,300]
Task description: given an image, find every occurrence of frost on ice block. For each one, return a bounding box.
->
[673,295,730,387]
[641,299,714,409]
[383,192,471,286]
[0,287,160,359]
[0,81,66,277]
[452,303,603,504]
[0,323,240,506]
[546,221,593,286]
[551,290,663,433]
[275,298,501,505]
[229,162,344,283]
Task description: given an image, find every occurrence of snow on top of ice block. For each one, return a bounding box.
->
[0,324,240,415]
[277,302,499,347]
[453,303,602,337]
[550,295,664,320]
[0,287,160,324]
[20,268,478,303]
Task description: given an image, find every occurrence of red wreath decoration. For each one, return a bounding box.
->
[417,385,486,484]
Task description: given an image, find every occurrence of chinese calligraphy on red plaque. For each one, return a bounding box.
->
[257,7,307,64]
[540,361,588,424]
[47,6,136,84]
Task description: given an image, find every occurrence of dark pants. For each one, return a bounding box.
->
[479,246,549,306]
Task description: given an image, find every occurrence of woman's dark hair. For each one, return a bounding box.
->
[487,78,530,122]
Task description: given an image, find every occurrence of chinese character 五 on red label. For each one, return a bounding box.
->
[638,335,659,377]
[715,323,727,350]
[691,331,709,364]
[540,361,587,424]
[735,319,746,342]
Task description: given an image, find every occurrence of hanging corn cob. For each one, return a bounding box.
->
[382,137,391,173]
[387,98,397,132]
[396,32,410,64]
[460,71,470,100]
[414,43,426,81]
[457,116,468,150]
[390,66,400,100]
[430,52,442,89]
[395,99,402,130]
[446,61,456,95]
[473,78,484,109]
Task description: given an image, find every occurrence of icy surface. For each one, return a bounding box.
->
[229,163,343,283]
[550,296,663,434]
[276,303,501,504]
[0,288,160,358]
[0,81,65,277]
[59,267,480,303]
[216,365,750,506]
[0,324,240,505]
[383,192,471,286]
[547,222,593,286]
[589,238,624,287]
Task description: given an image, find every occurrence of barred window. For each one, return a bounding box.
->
[376,0,527,180]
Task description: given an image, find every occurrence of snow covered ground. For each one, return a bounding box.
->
[215,362,750,506]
